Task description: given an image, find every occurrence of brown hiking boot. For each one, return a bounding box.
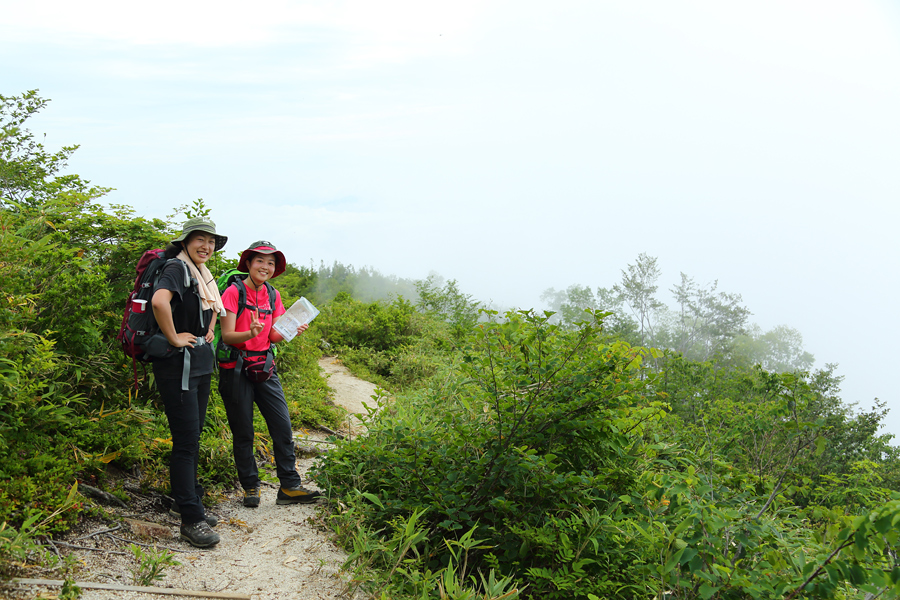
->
[276,485,323,505]
[243,487,260,508]
[180,521,220,548]
[169,506,218,527]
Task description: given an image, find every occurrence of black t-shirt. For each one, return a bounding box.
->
[151,260,214,380]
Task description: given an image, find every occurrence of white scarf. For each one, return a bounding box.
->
[176,250,226,316]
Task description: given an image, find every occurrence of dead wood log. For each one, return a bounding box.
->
[9,579,250,599]
[79,483,127,507]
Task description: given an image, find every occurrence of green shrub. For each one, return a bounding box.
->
[317,292,418,353]
[314,291,453,391]
[314,310,662,599]
[637,456,900,600]
[0,93,348,563]
[415,275,482,342]
[0,516,51,579]
[128,543,180,586]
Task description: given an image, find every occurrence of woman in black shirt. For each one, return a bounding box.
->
[151,217,227,548]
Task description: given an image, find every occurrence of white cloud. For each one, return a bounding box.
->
[640,0,900,86]
[0,0,486,64]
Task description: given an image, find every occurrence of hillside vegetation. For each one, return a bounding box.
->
[3,91,900,600]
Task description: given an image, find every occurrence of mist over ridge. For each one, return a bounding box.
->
[283,252,817,376]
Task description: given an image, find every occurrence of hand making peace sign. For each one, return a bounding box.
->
[248,308,265,339]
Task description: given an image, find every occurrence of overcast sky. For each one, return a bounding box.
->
[3,0,900,435]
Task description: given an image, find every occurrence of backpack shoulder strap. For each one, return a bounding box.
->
[231,280,248,319]
[153,258,192,291]
[229,279,276,319]
[265,282,277,313]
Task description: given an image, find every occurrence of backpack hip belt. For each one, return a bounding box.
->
[233,348,275,392]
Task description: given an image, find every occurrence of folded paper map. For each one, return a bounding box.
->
[273,296,320,342]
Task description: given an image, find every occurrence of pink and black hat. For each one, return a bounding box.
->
[237,240,287,278]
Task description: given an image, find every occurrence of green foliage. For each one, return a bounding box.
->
[615,252,666,347]
[319,292,418,353]
[315,305,900,600]
[128,543,181,586]
[0,92,338,557]
[639,457,900,600]
[1,91,108,210]
[59,577,83,599]
[659,355,899,511]
[666,271,751,362]
[732,323,815,373]
[274,263,318,301]
[4,91,900,600]
[0,482,81,579]
[0,516,47,578]
[0,330,88,531]
[315,309,666,598]
[668,361,825,484]
[541,284,639,341]
[336,503,522,599]
[541,253,809,370]
[415,275,482,342]
[313,292,451,390]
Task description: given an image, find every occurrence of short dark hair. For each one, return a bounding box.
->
[163,242,182,259]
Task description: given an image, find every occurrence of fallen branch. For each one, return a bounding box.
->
[72,525,122,541]
[47,542,129,556]
[294,444,328,457]
[105,533,190,554]
[44,539,62,561]
[317,425,345,438]
[296,437,337,445]
[9,578,251,599]
[79,484,127,508]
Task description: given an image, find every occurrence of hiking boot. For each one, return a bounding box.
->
[169,507,218,527]
[276,485,323,505]
[242,487,261,508]
[180,521,220,548]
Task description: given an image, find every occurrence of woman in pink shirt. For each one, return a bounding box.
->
[218,241,322,508]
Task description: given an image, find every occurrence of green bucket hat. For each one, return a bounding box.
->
[170,217,228,252]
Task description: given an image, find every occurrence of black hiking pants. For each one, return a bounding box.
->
[156,374,210,526]
[219,368,303,492]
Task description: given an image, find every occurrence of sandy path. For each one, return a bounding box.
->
[9,358,379,600]
[316,356,380,436]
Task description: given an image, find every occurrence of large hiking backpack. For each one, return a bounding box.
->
[213,269,278,364]
[117,249,194,363]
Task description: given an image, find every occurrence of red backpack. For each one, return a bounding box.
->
[117,249,194,384]
[118,249,166,358]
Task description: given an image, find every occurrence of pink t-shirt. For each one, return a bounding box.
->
[219,280,286,369]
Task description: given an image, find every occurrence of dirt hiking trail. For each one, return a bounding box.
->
[4,357,379,600]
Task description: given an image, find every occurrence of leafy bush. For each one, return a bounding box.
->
[415,275,482,342]
[313,292,451,390]
[129,543,180,586]
[0,93,339,546]
[316,308,900,600]
[318,292,418,353]
[639,456,900,600]
[315,310,665,598]
[658,355,900,511]
[309,277,479,391]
